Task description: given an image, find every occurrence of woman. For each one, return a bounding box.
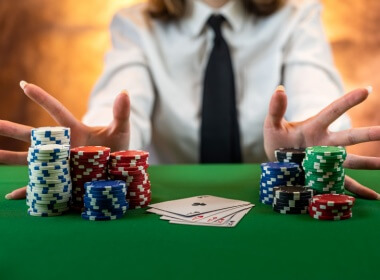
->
[1,0,380,199]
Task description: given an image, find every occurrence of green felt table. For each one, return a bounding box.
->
[0,164,379,280]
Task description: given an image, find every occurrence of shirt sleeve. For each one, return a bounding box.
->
[82,10,155,149]
[282,0,351,131]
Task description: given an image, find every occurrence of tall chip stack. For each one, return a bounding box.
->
[27,127,71,217]
[70,146,110,210]
[82,180,128,221]
[27,144,71,216]
[259,162,302,205]
[108,150,151,209]
[308,194,355,220]
[275,148,306,185]
[302,146,346,194]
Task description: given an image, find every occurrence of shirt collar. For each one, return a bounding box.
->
[182,0,249,37]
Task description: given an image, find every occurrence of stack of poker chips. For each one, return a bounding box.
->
[70,146,110,210]
[275,148,306,185]
[308,194,355,220]
[82,180,128,221]
[108,150,151,209]
[26,144,72,216]
[31,127,70,146]
[272,186,314,214]
[302,146,346,194]
[259,162,302,205]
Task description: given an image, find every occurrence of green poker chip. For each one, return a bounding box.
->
[303,146,346,194]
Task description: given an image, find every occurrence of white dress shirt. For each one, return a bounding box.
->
[83,0,350,164]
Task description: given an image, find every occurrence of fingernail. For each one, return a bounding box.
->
[377,193,380,200]
[20,80,28,90]
[276,85,285,92]
[5,193,13,200]
[366,85,372,94]
[120,89,129,96]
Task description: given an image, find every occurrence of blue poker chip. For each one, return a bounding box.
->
[261,162,299,171]
[84,180,126,191]
[83,202,127,209]
[83,209,127,216]
[86,193,126,199]
[81,213,124,221]
[83,196,126,203]
[84,203,129,211]
[87,188,127,195]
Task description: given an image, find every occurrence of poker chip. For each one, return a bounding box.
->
[275,147,306,184]
[271,186,313,214]
[259,162,302,205]
[81,180,128,221]
[302,146,346,194]
[70,146,110,209]
[108,150,152,209]
[26,139,72,217]
[31,127,70,147]
[308,193,355,221]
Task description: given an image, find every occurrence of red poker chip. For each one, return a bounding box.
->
[308,206,351,216]
[127,189,151,196]
[110,150,149,160]
[128,199,151,208]
[70,146,111,156]
[127,195,151,202]
[109,165,149,172]
[71,160,106,166]
[309,203,352,212]
[311,194,355,207]
[127,192,151,199]
[126,181,151,188]
[309,210,353,220]
[71,153,108,159]
[108,169,147,176]
[108,162,148,168]
[129,203,150,209]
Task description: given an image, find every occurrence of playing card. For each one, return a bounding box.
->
[168,207,252,227]
[148,195,250,216]
[147,204,251,222]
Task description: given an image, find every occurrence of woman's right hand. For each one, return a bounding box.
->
[1,81,131,199]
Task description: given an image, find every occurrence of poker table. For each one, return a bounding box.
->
[0,164,379,280]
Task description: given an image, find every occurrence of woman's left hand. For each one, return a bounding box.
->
[264,86,380,200]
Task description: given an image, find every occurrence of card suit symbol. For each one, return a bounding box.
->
[192,202,206,206]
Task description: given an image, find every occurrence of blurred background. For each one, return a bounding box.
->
[0,0,379,156]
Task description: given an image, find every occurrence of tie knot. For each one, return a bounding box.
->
[207,14,225,35]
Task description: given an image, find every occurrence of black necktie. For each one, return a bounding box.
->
[200,15,242,163]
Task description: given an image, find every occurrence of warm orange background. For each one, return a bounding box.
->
[0,0,379,156]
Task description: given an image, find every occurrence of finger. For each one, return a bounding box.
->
[5,186,26,200]
[0,151,28,165]
[110,90,131,133]
[344,154,380,169]
[20,81,79,128]
[314,87,370,129]
[345,175,380,200]
[0,120,32,142]
[329,127,380,146]
[264,85,287,129]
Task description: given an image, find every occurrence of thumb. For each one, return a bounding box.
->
[111,90,131,133]
[5,186,26,200]
[265,85,287,129]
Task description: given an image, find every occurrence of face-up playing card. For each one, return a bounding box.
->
[148,195,250,217]
[167,207,252,227]
[147,204,252,223]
